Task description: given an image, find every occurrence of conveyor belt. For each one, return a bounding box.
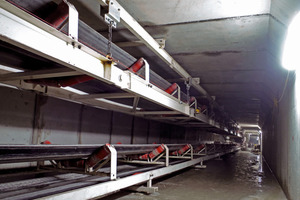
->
[0,0,241,134]
[0,146,240,200]
[0,162,171,200]
[0,144,194,164]
[5,0,189,104]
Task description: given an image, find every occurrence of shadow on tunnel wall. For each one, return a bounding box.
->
[0,86,185,145]
[262,72,300,200]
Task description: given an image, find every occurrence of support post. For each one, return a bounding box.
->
[144,59,150,84]
[164,144,169,167]
[107,145,117,180]
[65,0,78,40]
[147,177,152,188]
[194,160,207,169]
[103,61,112,80]
[190,145,193,160]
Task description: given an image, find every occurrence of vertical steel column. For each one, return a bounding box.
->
[64,1,78,40]
[107,145,117,180]
[164,145,169,167]
[144,60,150,84]
[190,145,193,159]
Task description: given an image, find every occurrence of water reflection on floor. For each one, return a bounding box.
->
[104,151,287,200]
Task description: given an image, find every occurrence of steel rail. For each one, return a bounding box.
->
[41,148,240,200]
[0,148,239,200]
[0,144,188,164]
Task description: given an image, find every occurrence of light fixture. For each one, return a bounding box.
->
[282,12,300,70]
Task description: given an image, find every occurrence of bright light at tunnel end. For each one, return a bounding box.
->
[282,12,300,71]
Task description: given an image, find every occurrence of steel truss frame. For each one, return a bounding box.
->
[0,143,239,199]
[0,1,232,133]
[41,147,239,200]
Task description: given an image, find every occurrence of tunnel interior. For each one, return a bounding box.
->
[0,0,299,199]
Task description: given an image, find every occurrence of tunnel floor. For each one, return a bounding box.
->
[104,151,287,200]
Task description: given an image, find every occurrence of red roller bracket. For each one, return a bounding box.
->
[148,144,165,159]
[128,58,145,73]
[171,144,190,155]
[86,144,111,168]
[41,140,51,144]
[45,2,69,29]
[189,96,196,104]
[139,144,165,160]
[165,83,178,94]
[195,144,205,152]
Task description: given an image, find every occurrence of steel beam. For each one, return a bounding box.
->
[73,93,136,100]
[0,144,167,164]
[41,148,239,200]
[0,68,82,81]
[0,3,190,115]
[115,38,165,49]
[135,111,181,115]
[97,0,214,101]
[0,144,102,164]
[0,6,106,80]
[0,1,229,132]
[132,96,140,112]
[149,116,191,120]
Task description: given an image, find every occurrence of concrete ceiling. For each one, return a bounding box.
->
[71,0,300,127]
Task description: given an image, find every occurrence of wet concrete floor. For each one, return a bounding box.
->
[104,151,287,200]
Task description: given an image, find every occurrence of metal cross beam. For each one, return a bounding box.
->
[73,93,136,100]
[0,68,82,81]
[97,0,214,102]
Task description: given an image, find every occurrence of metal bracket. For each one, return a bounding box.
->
[156,38,166,49]
[192,77,200,85]
[115,38,165,49]
[144,59,150,84]
[164,144,169,167]
[107,145,117,180]
[101,0,120,28]
[185,77,192,102]
[190,98,197,110]
[194,161,207,169]
[170,83,181,101]
[132,97,140,113]
[168,144,193,160]
[120,144,169,167]
[127,184,158,194]
[63,0,78,40]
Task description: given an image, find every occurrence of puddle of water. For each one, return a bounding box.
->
[103,151,287,200]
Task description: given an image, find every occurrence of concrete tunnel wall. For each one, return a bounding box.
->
[262,72,300,200]
[0,86,188,145]
[0,85,219,146]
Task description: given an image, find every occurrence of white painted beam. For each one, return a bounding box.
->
[0,68,82,81]
[98,0,213,101]
[0,1,227,132]
[135,111,181,115]
[115,38,165,48]
[40,148,239,200]
[0,4,189,115]
[73,93,136,100]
